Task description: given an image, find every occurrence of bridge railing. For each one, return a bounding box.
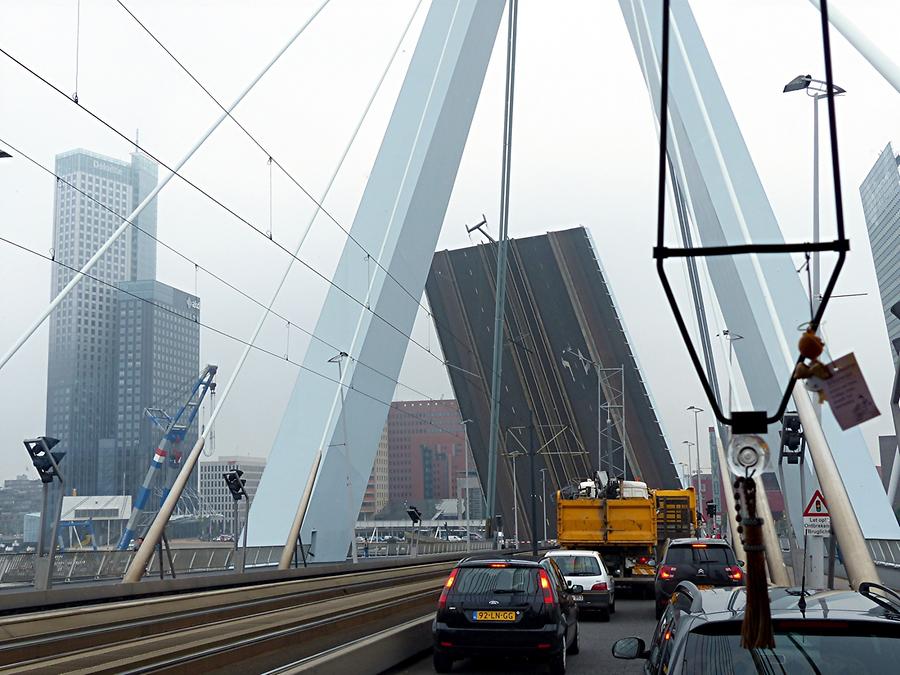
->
[0,539,493,587]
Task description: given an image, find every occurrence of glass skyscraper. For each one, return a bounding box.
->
[46,149,159,497]
[97,280,200,500]
[859,141,900,366]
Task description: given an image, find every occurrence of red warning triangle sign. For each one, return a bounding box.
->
[803,489,829,517]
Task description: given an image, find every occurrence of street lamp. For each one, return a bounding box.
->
[461,418,473,552]
[783,74,846,315]
[687,406,704,517]
[539,468,549,544]
[682,440,694,490]
[328,350,356,564]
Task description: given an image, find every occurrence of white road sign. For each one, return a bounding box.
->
[802,489,830,537]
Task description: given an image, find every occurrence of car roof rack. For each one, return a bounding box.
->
[672,580,705,614]
[858,582,900,612]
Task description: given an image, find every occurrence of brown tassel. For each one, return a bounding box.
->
[736,477,775,649]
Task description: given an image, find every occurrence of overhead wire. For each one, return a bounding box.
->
[0,136,444,404]
[0,233,470,440]
[112,0,493,384]
[0,41,498,405]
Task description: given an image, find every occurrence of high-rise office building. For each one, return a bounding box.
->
[46,149,158,497]
[387,400,475,503]
[360,423,390,518]
[96,281,200,499]
[859,142,900,366]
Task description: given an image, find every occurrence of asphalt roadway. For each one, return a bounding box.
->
[385,598,658,674]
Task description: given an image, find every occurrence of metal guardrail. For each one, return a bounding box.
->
[868,539,900,569]
[0,540,493,587]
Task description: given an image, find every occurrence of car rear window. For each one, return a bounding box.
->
[680,623,900,673]
[551,555,602,576]
[451,566,539,595]
[665,545,735,564]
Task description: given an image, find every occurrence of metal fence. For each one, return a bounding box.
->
[869,539,900,570]
[0,539,493,587]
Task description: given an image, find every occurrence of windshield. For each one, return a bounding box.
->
[551,555,602,576]
[451,566,539,595]
[666,545,735,564]
[680,624,900,674]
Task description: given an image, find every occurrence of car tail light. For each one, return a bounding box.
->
[488,563,508,568]
[538,569,555,604]
[726,565,743,582]
[591,582,608,591]
[659,565,677,580]
[438,568,459,609]
[691,543,708,548]
[637,556,649,565]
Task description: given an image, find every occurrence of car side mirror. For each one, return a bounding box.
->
[571,584,583,594]
[612,637,648,660]
[738,560,745,568]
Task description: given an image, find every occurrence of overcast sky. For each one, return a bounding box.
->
[0,0,897,486]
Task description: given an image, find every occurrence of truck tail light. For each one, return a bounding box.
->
[726,565,743,582]
[659,565,677,580]
[591,582,608,591]
[539,569,555,604]
[438,568,459,608]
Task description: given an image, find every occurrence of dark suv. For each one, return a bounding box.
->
[432,557,580,674]
[654,538,743,618]
[614,581,900,674]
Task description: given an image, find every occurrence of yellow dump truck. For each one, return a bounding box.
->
[557,477,696,595]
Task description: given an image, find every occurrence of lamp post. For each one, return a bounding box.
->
[539,468,549,545]
[687,406,704,519]
[682,441,694,490]
[461,418,473,552]
[329,350,356,564]
[783,74,846,316]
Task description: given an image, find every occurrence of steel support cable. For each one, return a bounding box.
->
[0,235,467,440]
[114,0,484,370]
[0,1,331,373]
[486,0,519,521]
[0,136,440,404]
[0,43,504,411]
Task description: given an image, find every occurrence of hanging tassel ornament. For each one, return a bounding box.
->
[735,476,774,649]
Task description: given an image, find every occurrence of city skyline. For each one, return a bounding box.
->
[1,1,898,488]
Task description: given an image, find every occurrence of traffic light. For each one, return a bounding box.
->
[223,469,246,500]
[706,500,717,517]
[780,413,803,464]
[24,437,65,484]
[406,505,422,524]
[494,514,503,532]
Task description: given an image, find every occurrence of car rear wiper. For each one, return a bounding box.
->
[492,589,524,594]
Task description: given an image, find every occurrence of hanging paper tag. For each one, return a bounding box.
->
[820,353,880,430]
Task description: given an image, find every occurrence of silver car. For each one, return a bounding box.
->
[544,549,615,621]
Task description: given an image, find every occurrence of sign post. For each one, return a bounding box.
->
[803,489,831,537]
[802,489,830,589]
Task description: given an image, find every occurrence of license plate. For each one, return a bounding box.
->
[473,610,517,622]
[572,595,584,601]
[697,584,714,590]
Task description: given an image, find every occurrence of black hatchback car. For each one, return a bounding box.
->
[655,538,743,618]
[614,580,900,674]
[432,557,581,674]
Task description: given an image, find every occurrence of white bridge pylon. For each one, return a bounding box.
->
[250,0,899,562]
[247,0,506,561]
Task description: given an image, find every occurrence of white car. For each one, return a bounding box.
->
[544,549,616,621]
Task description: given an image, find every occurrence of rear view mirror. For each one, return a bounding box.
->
[612,637,648,660]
